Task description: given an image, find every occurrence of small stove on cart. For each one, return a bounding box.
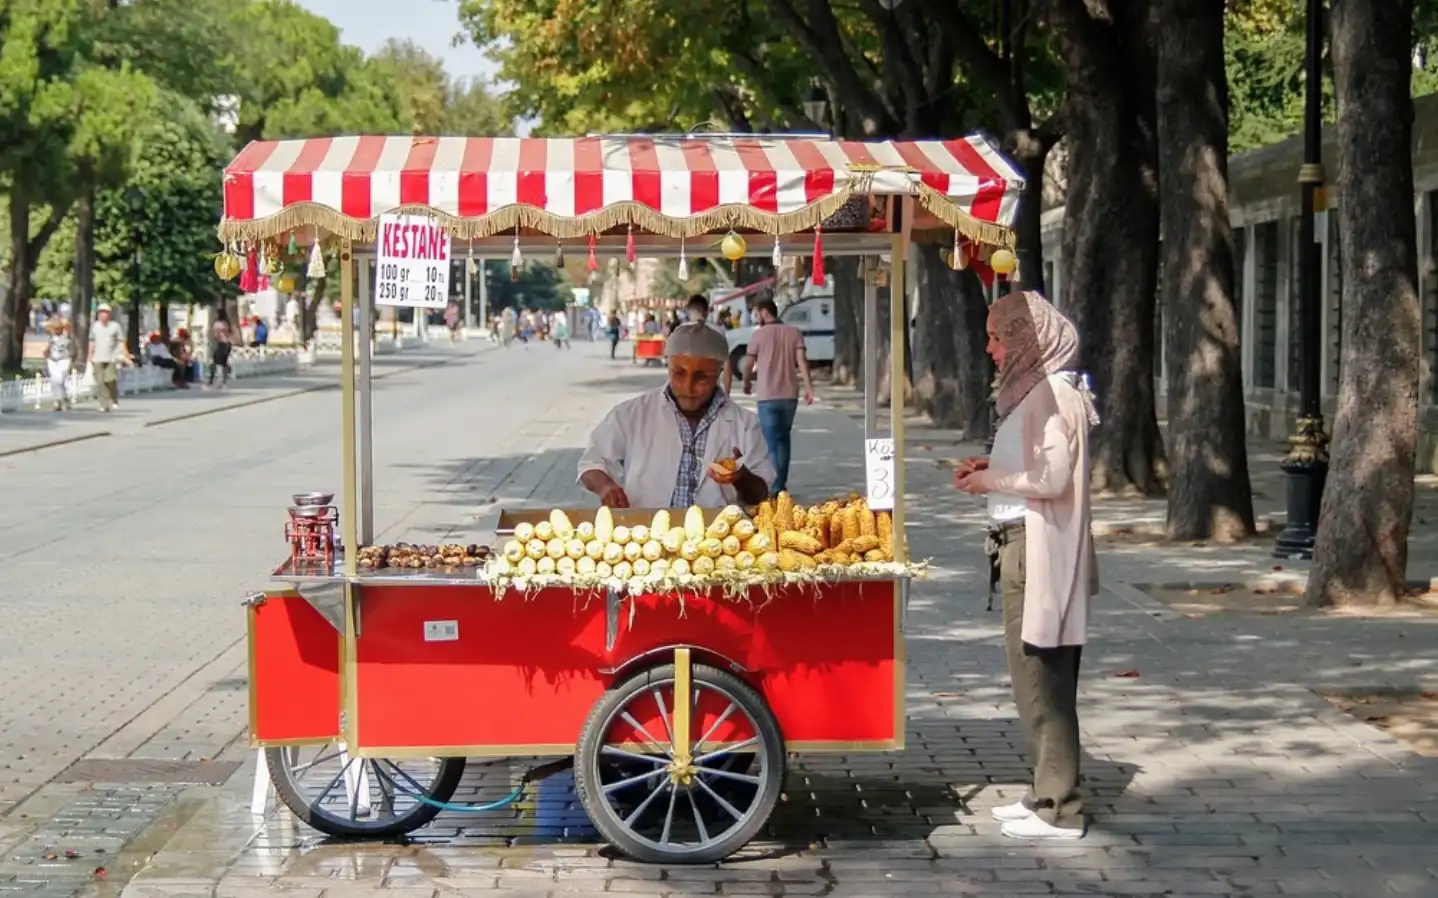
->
[286,492,337,566]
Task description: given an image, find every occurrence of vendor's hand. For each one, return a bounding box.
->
[708,448,743,485]
[742,381,753,396]
[953,455,989,478]
[955,468,991,495]
[803,385,814,405]
[599,482,631,508]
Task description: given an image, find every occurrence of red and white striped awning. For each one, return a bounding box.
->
[219,135,1023,246]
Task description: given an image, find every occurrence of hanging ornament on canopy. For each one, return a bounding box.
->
[510,229,523,282]
[306,240,326,279]
[989,248,1017,280]
[213,248,241,281]
[466,246,478,276]
[811,226,826,287]
[677,236,689,282]
[287,230,299,258]
[720,232,746,262]
[586,234,599,273]
[239,247,259,294]
[771,232,782,268]
[625,225,636,269]
[554,241,565,267]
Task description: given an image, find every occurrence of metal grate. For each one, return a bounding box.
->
[53,759,242,785]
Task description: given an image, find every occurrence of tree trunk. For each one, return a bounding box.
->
[1155,0,1256,540]
[874,282,894,407]
[72,191,96,373]
[832,257,863,386]
[1306,0,1419,607]
[911,245,991,435]
[1008,136,1051,294]
[2,195,31,373]
[1051,0,1167,496]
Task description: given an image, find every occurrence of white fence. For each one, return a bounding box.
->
[0,333,419,415]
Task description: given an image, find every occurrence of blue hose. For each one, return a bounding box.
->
[391,781,526,814]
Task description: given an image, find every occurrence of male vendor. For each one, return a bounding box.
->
[578,322,774,508]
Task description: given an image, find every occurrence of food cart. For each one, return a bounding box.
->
[225,133,1022,863]
[633,333,665,365]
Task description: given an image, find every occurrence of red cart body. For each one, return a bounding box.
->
[249,580,904,755]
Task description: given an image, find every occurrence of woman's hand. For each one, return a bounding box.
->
[954,468,992,495]
[953,455,989,478]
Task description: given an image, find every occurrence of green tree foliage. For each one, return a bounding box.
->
[484,262,570,311]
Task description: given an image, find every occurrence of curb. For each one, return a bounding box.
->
[0,429,112,459]
[142,353,462,429]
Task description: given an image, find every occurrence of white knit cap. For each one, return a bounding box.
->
[664,322,728,362]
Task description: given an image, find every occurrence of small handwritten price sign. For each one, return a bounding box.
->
[864,438,896,510]
[374,213,450,310]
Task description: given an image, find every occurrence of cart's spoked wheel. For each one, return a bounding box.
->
[265,743,465,839]
[576,657,785,864]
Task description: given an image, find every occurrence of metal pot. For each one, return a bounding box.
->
[292,492,334,507]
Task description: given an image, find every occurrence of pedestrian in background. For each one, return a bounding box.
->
[605,312,621,359]
[953,289,1099,842]
[207,309,234,389]
[736,299,813,494]
[43,318,74,412]
[88,304,129,412]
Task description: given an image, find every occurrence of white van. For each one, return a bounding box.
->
[724,281,836,370]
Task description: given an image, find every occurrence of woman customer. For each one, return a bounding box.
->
[207,309,234,389]
[953,289,1099,841]
[605,312,622,359]
[42,318,75,411]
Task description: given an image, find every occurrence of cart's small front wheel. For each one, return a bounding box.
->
[266,743,465,839]
[576,661,785,864]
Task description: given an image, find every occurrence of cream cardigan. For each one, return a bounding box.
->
[984,372,1097,648]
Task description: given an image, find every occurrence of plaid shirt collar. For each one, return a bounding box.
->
[665,386,726,507]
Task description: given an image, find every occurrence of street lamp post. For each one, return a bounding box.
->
[1273,0,1328,560]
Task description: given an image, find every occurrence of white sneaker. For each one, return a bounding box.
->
[990,801,1035,822]
[1000,814,1086,840]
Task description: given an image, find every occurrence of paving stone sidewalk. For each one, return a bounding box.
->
[115,350,1438,898]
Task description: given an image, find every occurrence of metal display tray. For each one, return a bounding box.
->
[494,507,725,536]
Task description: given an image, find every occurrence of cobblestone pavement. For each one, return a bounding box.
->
[6,340,1438,898]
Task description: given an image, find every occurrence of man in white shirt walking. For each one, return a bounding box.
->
[89,304,130,412]
[578,323,775,509]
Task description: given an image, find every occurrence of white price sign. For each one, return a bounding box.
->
[864,438,896,510]
[374,213,451,309]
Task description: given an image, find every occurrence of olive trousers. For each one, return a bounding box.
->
[998,525,1085,830]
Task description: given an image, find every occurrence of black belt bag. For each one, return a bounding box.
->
[982,520,1024,612]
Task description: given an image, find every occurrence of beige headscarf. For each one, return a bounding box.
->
[991,290,1099,425]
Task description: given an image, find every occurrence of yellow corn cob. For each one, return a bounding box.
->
[662,527,685,554]
[735,550,756,570]
[775,492,794,533]
[517,556,539,577]
[613,560,633,580]
[632,558,651,577]
[623,541,642,561]
[779,531,824,555]
[779,548,818,571]
[525,539,547,560]
[514,522,535,542]
[585,540,605,560]
[731,519,756,541]
[705,518,731,539]
[721,535,742,556]
[744,533,774,554]
[577,556,598,576]
[557,556,577,576]
[535,520,555,541]
[792,506,807,529]
[650,509,671,534]
[594,507,614,542]
[669,558,691,576]
[715,555,736,572]
[602,543,624,564]
[864,548,887,563]
[503,540,524,562]
[850,535,881,554]
[828,513,845,548]
[698,537,724,558]
[565,539,586,559]
[804,525,826,548]
[719,504,744,525]
[684,505,706,541]
[642,540,663,561]
[692,555,716,576]
[877,511,893,552]
[858,501,877,538]
[841,505,860,541]
[680,540,701,561]
[755,551,780,571]
[612,525,632,545]
[549,509,575,538]
[630,525,650,544]
[595,560,613,578]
